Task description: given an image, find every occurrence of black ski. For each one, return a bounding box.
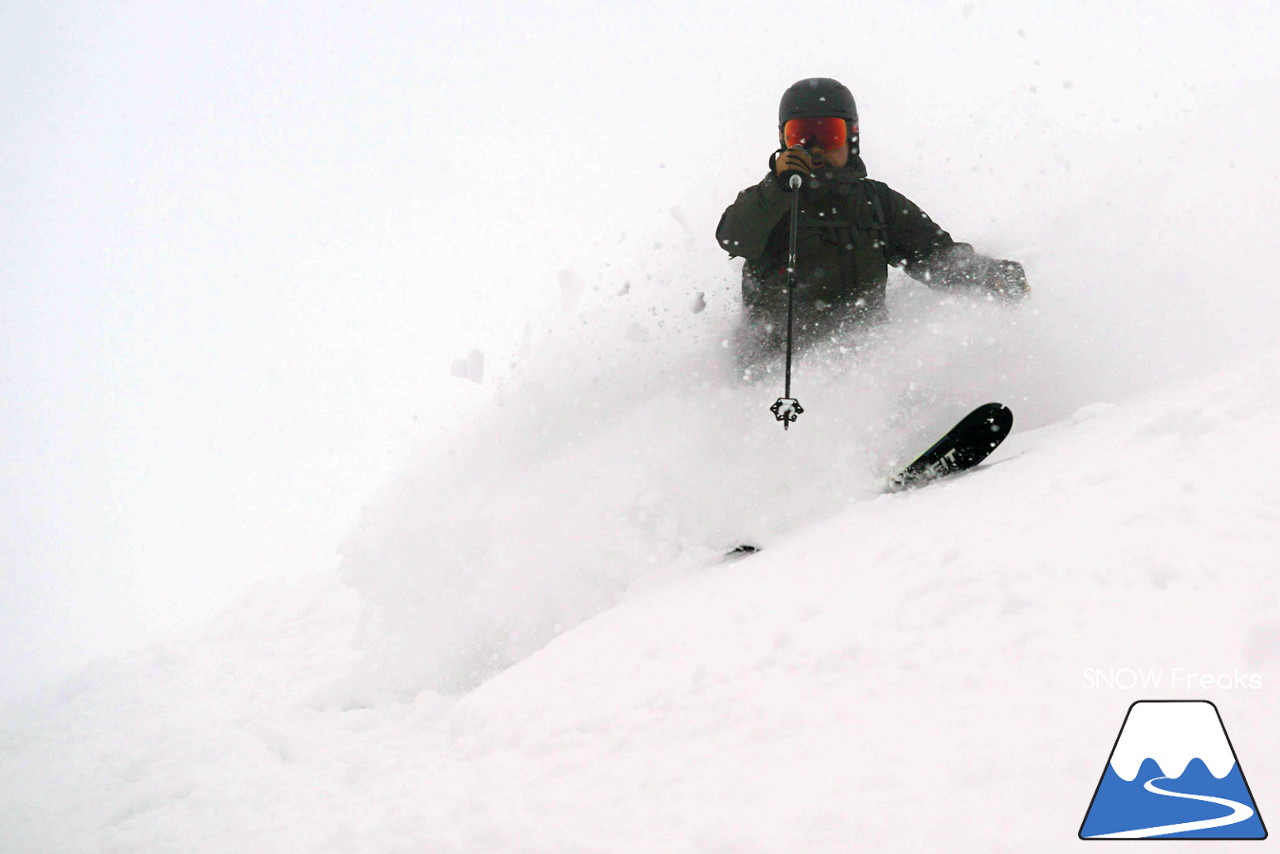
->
[887,403,1013,492]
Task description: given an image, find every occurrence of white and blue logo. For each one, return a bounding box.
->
[1080,700,1266,839]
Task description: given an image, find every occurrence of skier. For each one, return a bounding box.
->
[717,77,1028,374]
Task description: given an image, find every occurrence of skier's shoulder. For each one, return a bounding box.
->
[727,170,788,206]
[860,177,941,238]
[847,163,918,221]
[856,172,955,252]
[860,175,917,213]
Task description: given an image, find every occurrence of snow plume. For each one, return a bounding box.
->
[336,261,1051,701]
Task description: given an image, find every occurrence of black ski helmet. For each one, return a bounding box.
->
[778,77,859,154]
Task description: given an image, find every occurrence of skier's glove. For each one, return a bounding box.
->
[771,147,813,191]
[989,259,1029,301]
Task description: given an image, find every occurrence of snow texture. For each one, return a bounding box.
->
[5,2,1280,852]
[4,346,1279,853]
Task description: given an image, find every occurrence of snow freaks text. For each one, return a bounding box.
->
[1082,668,1262,691]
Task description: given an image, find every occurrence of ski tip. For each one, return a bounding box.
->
[884,402,1016,495]
[980,401,1014,427]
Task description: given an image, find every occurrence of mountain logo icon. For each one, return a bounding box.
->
[1080,700,1267,839]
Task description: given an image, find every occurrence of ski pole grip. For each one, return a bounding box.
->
[774,146,808,191]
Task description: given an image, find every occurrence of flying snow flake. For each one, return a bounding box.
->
[559,269,583,312]
[670,207,696,243]
[450,349,484,384]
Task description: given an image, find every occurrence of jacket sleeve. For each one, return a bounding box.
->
[876,183,1027,298]
[715,174,792,261]
[875,183,965,283]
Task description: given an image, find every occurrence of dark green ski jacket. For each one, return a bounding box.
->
[716,154,1004,353]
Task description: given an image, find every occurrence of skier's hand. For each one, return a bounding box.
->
[989,259,1029,300]
[772,147,813,190]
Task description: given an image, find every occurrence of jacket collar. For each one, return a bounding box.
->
[806,155,868,194]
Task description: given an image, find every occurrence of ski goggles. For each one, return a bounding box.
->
[783,117,855,151]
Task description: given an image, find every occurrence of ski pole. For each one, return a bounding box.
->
[770,170,804,430]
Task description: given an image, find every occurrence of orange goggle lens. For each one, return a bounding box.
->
[783,117,854,151]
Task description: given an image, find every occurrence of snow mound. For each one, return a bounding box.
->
[4,345,1279,853]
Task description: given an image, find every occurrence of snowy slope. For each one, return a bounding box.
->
[7,4,1280,851]
[4,346,1278,853]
